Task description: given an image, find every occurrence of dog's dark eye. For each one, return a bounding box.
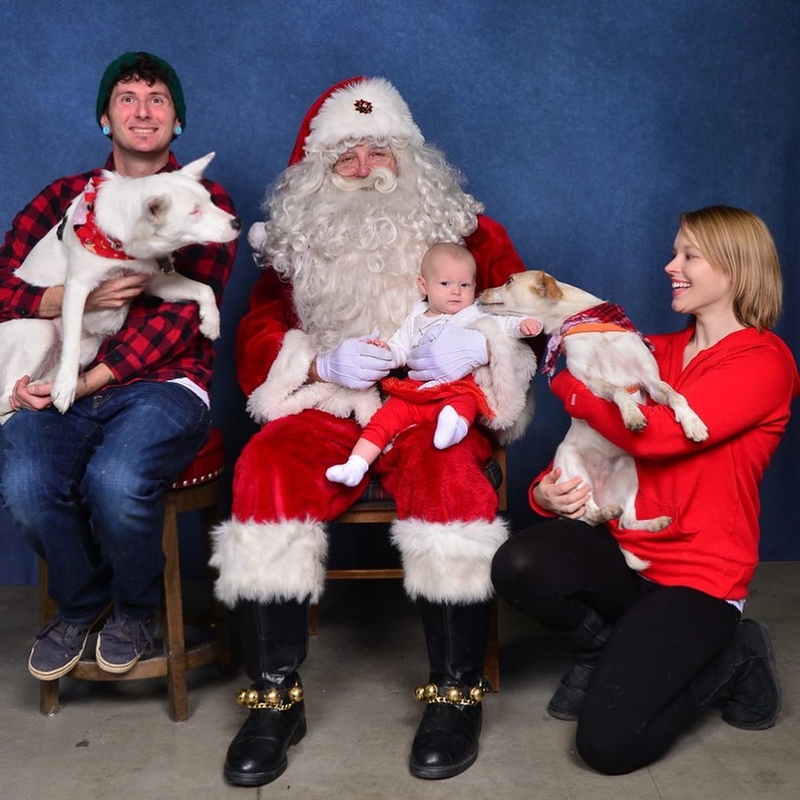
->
[505,276,514,285]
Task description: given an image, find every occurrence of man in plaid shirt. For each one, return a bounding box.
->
[0,52,237,679]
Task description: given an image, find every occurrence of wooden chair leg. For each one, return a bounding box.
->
[308,603,320,635]
[37,560,61,715]
[161,493,189,722]
[202,501,232,673]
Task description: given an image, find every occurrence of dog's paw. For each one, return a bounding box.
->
[50,373,77,414]
[645,515,672,532]
[584,504,623,525]
[682,415,709,442]
[623,408,647,432]
[199,306,221,340]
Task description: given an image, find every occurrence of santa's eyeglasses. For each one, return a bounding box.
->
[333,148,395,176]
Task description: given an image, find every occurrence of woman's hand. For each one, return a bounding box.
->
[533,466,591,519]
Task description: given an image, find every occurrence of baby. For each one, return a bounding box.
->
[326,242,542,486]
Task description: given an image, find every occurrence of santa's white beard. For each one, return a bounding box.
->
[267,172,438,351]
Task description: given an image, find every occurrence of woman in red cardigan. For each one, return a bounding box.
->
[492,205,799,775]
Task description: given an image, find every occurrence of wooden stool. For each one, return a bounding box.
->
[312,446,506,690]
[37,427,230,721]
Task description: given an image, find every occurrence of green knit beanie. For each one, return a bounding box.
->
[96,51,186,129]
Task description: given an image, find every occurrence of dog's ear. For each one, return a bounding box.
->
[540,272,563,301]
[179,152,216,181]
[146,194,173,225]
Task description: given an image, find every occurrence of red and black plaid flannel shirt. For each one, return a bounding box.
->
[0,153,237,391]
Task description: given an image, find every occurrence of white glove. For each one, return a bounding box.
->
[407,325,489,385]
[316,335,394,389]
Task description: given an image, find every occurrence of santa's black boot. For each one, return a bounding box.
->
[223,599,308,787]
[547,607,612,721]
[409,600,491,780]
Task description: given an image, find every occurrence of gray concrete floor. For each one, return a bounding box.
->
[1,561,799,800]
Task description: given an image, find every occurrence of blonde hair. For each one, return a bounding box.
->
[679,206,783,331]
[420,241,477,281]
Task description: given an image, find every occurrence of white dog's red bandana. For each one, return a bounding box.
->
[71,178,133,260]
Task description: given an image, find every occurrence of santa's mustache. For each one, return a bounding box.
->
[329,166,398,194]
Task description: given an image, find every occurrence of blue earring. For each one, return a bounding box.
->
[173,124,182,136]
[101,124,111,136]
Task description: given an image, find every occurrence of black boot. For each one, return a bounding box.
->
[223,599,309,787]
[409,600,490,780]
[547,607,612,721]
[698,618,781,730]
[722,620,781,729]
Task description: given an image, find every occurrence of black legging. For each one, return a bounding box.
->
[492,519,741,775]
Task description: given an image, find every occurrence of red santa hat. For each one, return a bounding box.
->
[288,76,424,165]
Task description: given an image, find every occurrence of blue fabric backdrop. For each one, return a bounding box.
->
[0,0,798,584]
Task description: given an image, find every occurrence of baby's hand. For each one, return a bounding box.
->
[365,338,389,348]
[519,318,544,337]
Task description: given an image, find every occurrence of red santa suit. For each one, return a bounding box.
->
[212,75,540,788]
[211,78,538,608]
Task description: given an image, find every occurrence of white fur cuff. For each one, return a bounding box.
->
[246,328,381,426]
[390,517,509,604]
[210,517,328,607]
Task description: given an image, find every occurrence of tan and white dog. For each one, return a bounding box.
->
[479,270,708,570]
[0,152,240,419]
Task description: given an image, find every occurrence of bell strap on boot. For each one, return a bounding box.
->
[548,606,612,721]
[410,600,491,780]
[224,599,309,788]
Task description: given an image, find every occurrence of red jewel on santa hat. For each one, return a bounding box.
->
[354,99,373,114]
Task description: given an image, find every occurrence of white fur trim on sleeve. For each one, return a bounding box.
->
[246,329,382,426]
[390,517,509,604]
[210,517,328,606]
[470,316,538,443]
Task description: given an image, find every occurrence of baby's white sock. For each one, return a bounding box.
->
[326,454,369,486]
[433,405,469,450]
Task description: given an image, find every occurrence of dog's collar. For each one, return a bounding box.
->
[541,302,653,378]
[66,178,133,261]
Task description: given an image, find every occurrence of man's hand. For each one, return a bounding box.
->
[37,273,149,318]
[407,325,488,385]
[8,375,54,412]
[85,272,149,311]
[533,467,591,518]
[316,335,395,389]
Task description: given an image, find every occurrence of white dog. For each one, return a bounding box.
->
[479,270,708,570]
[0,152,240,419]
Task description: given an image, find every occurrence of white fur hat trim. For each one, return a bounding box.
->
[304,77,424,154]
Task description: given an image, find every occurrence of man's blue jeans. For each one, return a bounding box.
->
[0,382,210,623]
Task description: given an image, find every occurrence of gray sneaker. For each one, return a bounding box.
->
[96,613,155,674]
[28,616,93,681]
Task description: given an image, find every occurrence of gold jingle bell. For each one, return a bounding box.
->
[423,683,439,700]
[244,688,260,705]
[445,686,463,703]
[265,688,281,706]
[288,685,304,703]
[470,686,484,703]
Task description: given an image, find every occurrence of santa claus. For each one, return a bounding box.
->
[211,76,539,787]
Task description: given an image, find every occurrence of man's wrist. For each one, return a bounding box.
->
[37,286,64,318]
